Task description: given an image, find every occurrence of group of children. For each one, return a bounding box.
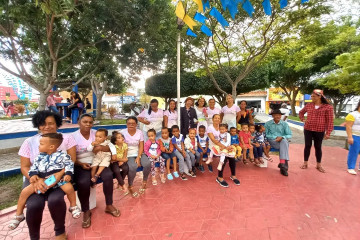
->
[8,123,273,230]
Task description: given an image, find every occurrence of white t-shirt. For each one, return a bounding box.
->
[219,132,231,147]
[72,129,96,164]
[221,104,240,129]
[196,134,209,148]
[280,108,290,121]
[164,110,178,128]
[346,111,360,136]
[120,129,144,157]
[171,134,184,151]
[206,107,221,125]
[207,125,220,149]
[138,109,164,132]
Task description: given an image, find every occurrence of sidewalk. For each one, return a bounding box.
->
[0,144,359,240]
[0,119,79,134]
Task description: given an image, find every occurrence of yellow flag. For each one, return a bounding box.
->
[175,2,186,19]
[183,15,197,30]
[193,0,203,13]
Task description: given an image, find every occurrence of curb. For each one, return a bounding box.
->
[0,206,17,217]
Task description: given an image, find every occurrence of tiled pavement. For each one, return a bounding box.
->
[0,144,359,240]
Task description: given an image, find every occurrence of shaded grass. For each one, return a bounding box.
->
[288,116,344,126]
[0,174,23,210]
[98,119,126,125]
[0,116,31,120]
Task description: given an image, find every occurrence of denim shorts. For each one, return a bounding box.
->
[161,152,175,160]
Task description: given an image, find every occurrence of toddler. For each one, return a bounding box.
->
[88,128,116,185]
[171,125,193,180]
[8,133,80,230]
[110,131,128,191]
[230,127,242,161]
[207,124,236,171]
[144,129,166,185]
[239,123,254,164]
[196,125,210,172]
[184,128,199,176]
[255,125,272,162]
[159,127,179,180]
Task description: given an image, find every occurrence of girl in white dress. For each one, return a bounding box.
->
[194,97,208,132]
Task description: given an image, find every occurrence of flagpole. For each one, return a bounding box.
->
[177,18,184,129]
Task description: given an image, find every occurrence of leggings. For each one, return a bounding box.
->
[347,135,360,169]
[127,154,151,186]
[23,179,66,240]
[253,145,263,159]
[218,157,236,178]
[304,129,325,163]
[74,165,114,212]
[149,157,165,176]
[110,162,129,186]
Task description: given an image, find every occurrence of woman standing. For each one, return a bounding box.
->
[72,114,121,229]
[345,101,360,175]
[206,98,221,126]
[237,100,253,128]
[18,111,76,240]
[180,97,197,137]
[221,94,240,130]
[163,99,178,137]
[66,91,83,120]
[194,97,208,132]
[138,99,163,140]
[299,89,334,173]
[207,114,240,187]
[121,116,151,197]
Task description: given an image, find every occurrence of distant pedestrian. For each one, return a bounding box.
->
[280,103,290,121]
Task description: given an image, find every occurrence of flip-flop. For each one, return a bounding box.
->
[300,164,308,169]
[105,208,121,217]
[316,166,326,173]
[82,212,92,228]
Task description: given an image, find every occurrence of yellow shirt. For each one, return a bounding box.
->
[115,143,128,159]
[345,111,360,136]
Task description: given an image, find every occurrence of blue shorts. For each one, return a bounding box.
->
[161,152,175,160]
[197,148,210,158]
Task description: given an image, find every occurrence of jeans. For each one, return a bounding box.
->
[268,138,290,161]
[304,129,325,163]
[253,145,263,159]
[48,105,59,113]
[187,150,200,165]
[173,150,191,173]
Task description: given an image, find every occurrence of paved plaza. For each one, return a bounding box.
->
[0,143,358,240]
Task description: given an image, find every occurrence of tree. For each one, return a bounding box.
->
[182,0,329,100]
[145,64,270,106]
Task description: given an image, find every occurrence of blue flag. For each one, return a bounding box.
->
[194,12,208,24]
[242,0,255,17]
[209,7,229,29]
[186,28,197,37]
[301,0,309,3]
[279,0,288,9]
[262,0,272,16]
[202,0,210,11]
[200,25,213,36]
[227,0,239,19]
[220,0,231,10]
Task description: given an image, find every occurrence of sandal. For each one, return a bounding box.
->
[128,186,138,198]
[267,156,273,162]
[152,177,157,186]
[243,159,249,165]
[105,208,121,217]
[160,174,166,183]
[249,158,255,163]
[300,164,308,169]
[139,182,147,194]
[82,211,92,228]
[8,214,25,230]
[69,206,81,219]
[316,166,326,173]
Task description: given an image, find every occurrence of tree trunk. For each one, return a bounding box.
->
[38,92,47,111]
[96,94,103,120]
[232,84,237,104]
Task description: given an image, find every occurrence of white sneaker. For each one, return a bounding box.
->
[205,158,213,164]
[347,169,357,175]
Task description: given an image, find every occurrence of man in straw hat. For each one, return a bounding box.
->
[265,109,292,176]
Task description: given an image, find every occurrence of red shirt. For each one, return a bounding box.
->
[239,131,251,144]
[299,103,334,136]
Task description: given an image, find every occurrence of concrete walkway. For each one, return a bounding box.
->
[0,144,359,240]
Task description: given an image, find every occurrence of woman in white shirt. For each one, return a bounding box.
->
[194,97,208,132]
[221,94,240,130]
[163,99,178,137]
[138,99,163,140]
[206,98,221,126]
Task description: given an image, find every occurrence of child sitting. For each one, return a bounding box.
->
[255,124,272,162]
[206,124,236,171]
[184,128,199,176]
[230,127,242,161]
[8,133,80,230]
[110,131,128,192]
[159,127,179,180]
[171,125,193,180]
[196,125,210,172]
[145,129,166,185]
[88,128,116,185]
[239,123,254,164]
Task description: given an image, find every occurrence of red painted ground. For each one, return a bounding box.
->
[0,144,359,240]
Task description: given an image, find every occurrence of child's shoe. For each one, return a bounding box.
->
[160,174,166,183]
[173,171,179,178]
[199,165,205,172]
[167,173,174,180]
[206,157,213,164]
[208,164,213,172]
[152,176,158,185]
[8,214,25,230]
[180,173,188,180]
[189,170,196,178]
[185,171,192,177]
[69,206,81,219]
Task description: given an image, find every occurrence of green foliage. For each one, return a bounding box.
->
[122,103,141,114]
[14,99,29,105]
[28,102,39,113]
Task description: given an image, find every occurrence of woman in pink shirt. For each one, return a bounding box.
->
[121,116,151,197]
[138,99,164,140]
[206,98,221,126]
[47,92,58,113]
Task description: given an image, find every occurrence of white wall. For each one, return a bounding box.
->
[235,96,266,112]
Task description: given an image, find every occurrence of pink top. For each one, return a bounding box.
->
[138,109,164,132]
[207,124,220,149]
[206,107,221,125]
[221,104,240,115]
[46,95,56,107]
[18,133,76,164]
[144,140,161,157]
[7,105,16,115]
[239,131,251,144]
[164,110,178,128]
[120,129,144,157]
[72,129,96,164]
